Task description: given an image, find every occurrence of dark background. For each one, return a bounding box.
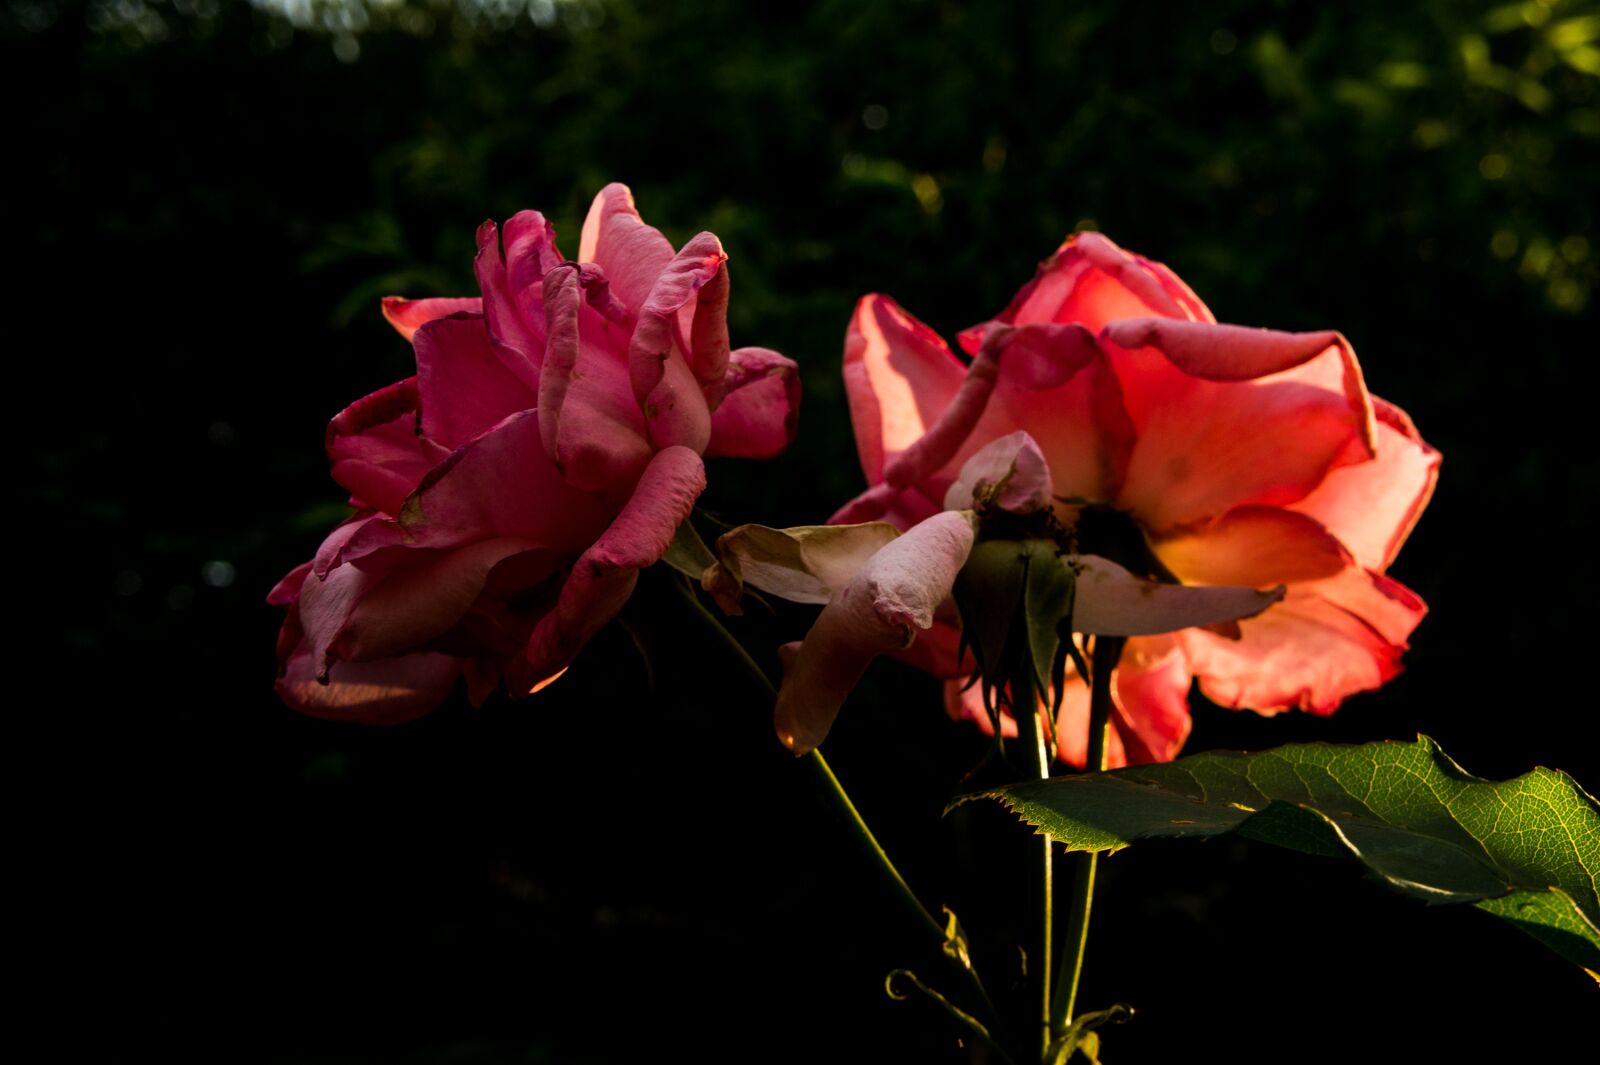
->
[17,1,1597,1061]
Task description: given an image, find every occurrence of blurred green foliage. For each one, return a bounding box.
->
[23,0,1597,314]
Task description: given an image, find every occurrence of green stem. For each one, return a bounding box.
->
[1007,649,1053,1062]
[668,573,1000,1028]
[1050,635,1125,1033]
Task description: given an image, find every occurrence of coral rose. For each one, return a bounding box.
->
[831,232,1439,767]
[269,184,800,722]
[707,432,1286,755]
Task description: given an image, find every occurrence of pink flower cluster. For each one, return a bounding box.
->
[270,184,799,721]
[273,190,1436,773]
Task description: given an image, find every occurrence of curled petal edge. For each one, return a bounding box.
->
[775,511,977,754]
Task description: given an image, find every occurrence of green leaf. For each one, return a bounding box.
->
[958,736,1600,970]
[661,516,717,580]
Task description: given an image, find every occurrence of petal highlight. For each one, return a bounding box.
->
[381,296,482,342]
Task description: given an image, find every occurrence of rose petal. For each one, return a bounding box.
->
[267,561,312,610]
[705,347,801,459]
[828,481,944,528]
[1051,671,1124,769]
[628,232,726,453]
[968,324,1136,504]
[1302,565,1428,648]
[687,254,731,398]
[1152,506,1352,588]
[539,264,655,492]
[959,232,1213,352]
[1107,634,1193,765]
[514,447,707,690]
[1178,582,1417,715]
[501,209,564,302]
[578,182,675,318]
[381,296,482,342]
[413,314,540,449]
[899,614,969,678]
[299,519,392,676]
[1071,554,1284,636]
[276,637,461,725]
[843,294,968,487]
[1100,319,1377,533]
[472,218,549,384]
[332,538,548,663]
[878,325,1005,491]
[331,410,615,571]
[1046,634,1193,768]
[943,430,1053,514]
[1288,397,1441,570]
[709,521,902,608]
[774,510,977,754]
[325,377,450,516]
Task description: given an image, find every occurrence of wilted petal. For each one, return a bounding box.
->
[775,511,977,754]
[708,521,902,609]
[277,638,461,725]
[381,296,482,341]
[1101,319,1377,533]
[539,264,655,492]
[325,377,450,516]
[414,315,539,448]
[1288,397,1441,570]
[514,447,707,689]
[705,347,801,459]
[844,294,968,486]
[943,431,1053,513]
[628,232,726,453]
[578,182,675,318]
[1071,554,1283,635]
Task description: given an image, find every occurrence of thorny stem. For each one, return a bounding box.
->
[668,573,1002,1032]
[1050,635,1125,1033]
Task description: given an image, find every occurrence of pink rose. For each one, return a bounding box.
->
[829,232,1439,767]
[270,184,800,723]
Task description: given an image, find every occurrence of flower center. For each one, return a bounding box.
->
[1069,504,1179,584]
